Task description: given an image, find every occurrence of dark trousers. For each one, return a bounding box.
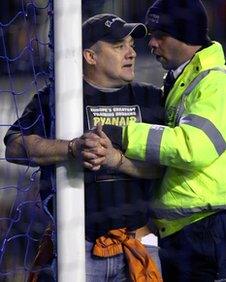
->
[159,211,226,282]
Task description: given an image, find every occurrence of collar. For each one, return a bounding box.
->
[171,60,190,79]
[83,77,123,92]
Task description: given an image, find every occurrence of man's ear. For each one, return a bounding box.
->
[83,49,97,65]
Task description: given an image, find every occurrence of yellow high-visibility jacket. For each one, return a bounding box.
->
[122,42,226,238]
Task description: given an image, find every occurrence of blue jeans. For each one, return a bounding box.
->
[85,240,161,281]
[159,211,226,282]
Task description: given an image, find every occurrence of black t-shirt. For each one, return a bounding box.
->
[83,80,164,240]
[4,81,164,241]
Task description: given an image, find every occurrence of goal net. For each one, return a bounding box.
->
[0,1,55,281]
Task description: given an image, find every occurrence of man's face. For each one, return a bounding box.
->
[148,30,188,70]
[93,35,136,87]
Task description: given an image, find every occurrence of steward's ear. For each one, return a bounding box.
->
[83,49,97,65]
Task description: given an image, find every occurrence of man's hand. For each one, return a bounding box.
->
[80,124,164,179]
[81,124,122,171]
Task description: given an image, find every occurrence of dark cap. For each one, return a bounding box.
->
[145,0,210,45]
[82,13,147,49]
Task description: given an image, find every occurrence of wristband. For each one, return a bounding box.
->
[68,139,77,159]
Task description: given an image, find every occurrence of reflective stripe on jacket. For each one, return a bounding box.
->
[122,42,226,237]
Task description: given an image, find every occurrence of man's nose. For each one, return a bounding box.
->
[148,36,158,49]
[126,46,136,59]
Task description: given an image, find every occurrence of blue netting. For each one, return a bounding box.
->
[0,1,55,281]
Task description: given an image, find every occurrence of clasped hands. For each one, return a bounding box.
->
[78,124,122,171]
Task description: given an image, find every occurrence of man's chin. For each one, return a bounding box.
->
[156,57,170,70]
[121,74,135,83]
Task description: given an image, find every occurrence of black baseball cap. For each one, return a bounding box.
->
[83,13,147,49]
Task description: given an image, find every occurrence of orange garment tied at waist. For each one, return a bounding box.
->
[93,228,163,282]
[27,225,54,282]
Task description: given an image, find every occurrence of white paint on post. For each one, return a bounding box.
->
[54,1,85,281]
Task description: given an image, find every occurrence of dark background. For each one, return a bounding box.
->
[0,1,225,76]
[82,0,226,85]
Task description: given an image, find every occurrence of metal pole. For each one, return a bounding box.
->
[54,0,85,280]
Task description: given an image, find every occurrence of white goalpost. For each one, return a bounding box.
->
[54,1,85,281]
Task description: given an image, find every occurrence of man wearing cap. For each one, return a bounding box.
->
[83,1,226,281]
[4,13,164,281]
[81,13,164,282]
